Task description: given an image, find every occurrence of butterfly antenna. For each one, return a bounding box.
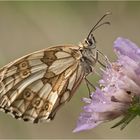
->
[87,12,111,39]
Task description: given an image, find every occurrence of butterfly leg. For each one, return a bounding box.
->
[96,49,110,67]
[84,78,91,96]
[84,76,96,98]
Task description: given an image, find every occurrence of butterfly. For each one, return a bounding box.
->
[0,13,110,123]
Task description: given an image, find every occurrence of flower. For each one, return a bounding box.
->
[73,37,140,132]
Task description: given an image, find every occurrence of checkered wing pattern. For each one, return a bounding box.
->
[0,45,85,123]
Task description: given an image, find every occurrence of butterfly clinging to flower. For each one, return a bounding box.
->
[0,12,110,123]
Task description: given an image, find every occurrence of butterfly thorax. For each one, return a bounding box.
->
[79,37,97,74]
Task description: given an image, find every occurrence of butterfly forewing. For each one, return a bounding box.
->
[0,45,85,123]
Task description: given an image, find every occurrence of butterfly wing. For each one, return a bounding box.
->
[0,45,84,123]
[47,63,84,122]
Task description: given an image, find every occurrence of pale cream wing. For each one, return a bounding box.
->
[46,64,85,122]
[0,45,82,123]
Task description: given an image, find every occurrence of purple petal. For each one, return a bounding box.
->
[73,121,102,132]
[114,37,140,61]
[73,112,103,132]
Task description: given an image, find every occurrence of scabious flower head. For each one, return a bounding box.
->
[73,37,140,132]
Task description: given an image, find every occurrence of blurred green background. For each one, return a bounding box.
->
[0,1,140,139]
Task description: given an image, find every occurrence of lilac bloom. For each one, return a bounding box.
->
[73,37,140,132]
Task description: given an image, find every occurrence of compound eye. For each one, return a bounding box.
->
[91,34,96,44]
[88,38,93,46]
[87,34,96,46]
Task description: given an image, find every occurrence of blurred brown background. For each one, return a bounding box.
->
[0,1,140,139]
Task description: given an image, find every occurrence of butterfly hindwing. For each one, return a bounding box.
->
[0,45,84,122]
[48,64,84,122]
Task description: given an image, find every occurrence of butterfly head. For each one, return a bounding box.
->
[79,12,111,50]
[79,33,96,49]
